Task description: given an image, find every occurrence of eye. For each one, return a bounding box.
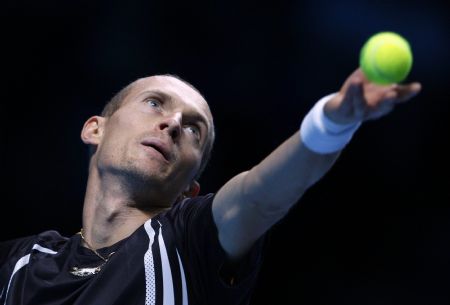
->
[146,98,162,109]
[185,125,201,138]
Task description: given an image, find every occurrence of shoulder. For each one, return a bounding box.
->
[159,193,216,230]
[0,230,69,264]
[169,193,216,217]
[156,193,217,244]
[34,230,70,251]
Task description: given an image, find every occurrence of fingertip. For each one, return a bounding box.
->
[406,83,422,99]
[396,82,422,102]
[353,76,364,85]
[354,68,365,77]
[411,82,422,92]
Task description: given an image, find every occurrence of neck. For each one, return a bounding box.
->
[81,167,169,250]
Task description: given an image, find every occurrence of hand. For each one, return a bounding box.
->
[324,68,422,125]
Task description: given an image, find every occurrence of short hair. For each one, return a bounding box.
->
[100,82,134,118]
[95,75,215,180]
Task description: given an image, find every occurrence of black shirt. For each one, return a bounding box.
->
[0,194,266,305]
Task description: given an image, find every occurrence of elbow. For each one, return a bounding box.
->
[241,169,299,221]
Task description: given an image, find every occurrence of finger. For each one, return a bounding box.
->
[383,88,398,103]
[365,90,396,120]
[393,82,422,103]
[353,68,370,84]
[344,81,366,115]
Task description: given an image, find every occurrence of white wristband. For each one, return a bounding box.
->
[300,93,362,154]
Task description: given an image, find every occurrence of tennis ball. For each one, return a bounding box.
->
[359,32,413,85]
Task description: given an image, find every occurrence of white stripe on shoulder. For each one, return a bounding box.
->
[144,219,156,305]
[32,244,58,254]
[3,243,58,305]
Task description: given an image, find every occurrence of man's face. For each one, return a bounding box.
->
[93,75,213,205]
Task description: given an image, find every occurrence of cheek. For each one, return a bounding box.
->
[99,126,136,162]
[177,148,202,173]
[97,134,126,165]
[103,113,142,146]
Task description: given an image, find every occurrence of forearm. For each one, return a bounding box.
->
[213,130,341,259]
[242,131,340,217]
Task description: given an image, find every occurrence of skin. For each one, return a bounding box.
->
[80,68,421,262]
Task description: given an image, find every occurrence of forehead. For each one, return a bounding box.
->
[129,75,212,123]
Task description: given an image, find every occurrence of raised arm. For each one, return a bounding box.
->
[212,68,421,260]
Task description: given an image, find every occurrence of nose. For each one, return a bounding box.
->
[158,112,182,141]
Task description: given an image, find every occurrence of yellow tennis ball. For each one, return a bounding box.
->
[359,31,413,85]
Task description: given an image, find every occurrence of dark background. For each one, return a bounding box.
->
[2,0,450,304]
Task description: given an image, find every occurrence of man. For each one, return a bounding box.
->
[0,68,421,304]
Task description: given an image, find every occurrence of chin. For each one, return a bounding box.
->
[122,164,168,185]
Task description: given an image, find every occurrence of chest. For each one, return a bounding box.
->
[1,222,189,305]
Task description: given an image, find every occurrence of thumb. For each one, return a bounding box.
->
[343,80,366,119]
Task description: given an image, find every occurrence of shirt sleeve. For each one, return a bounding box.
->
[167,193,267,305]
[0,236,36,269]
[0,235,38,292]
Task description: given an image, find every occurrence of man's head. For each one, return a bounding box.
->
[81,75,215,208]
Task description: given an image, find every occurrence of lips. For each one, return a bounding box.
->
[141,138,172,162]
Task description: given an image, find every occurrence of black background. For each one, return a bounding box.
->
[2,0,450,304]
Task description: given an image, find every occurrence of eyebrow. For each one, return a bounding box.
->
[141,89,174,104]
[139,89,210,135]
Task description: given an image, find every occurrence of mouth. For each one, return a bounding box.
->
[141,139,171,162]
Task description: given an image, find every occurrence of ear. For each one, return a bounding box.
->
[81,116,106,145]
[183,180,200,198]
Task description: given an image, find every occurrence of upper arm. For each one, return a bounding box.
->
[212,171,287,260]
